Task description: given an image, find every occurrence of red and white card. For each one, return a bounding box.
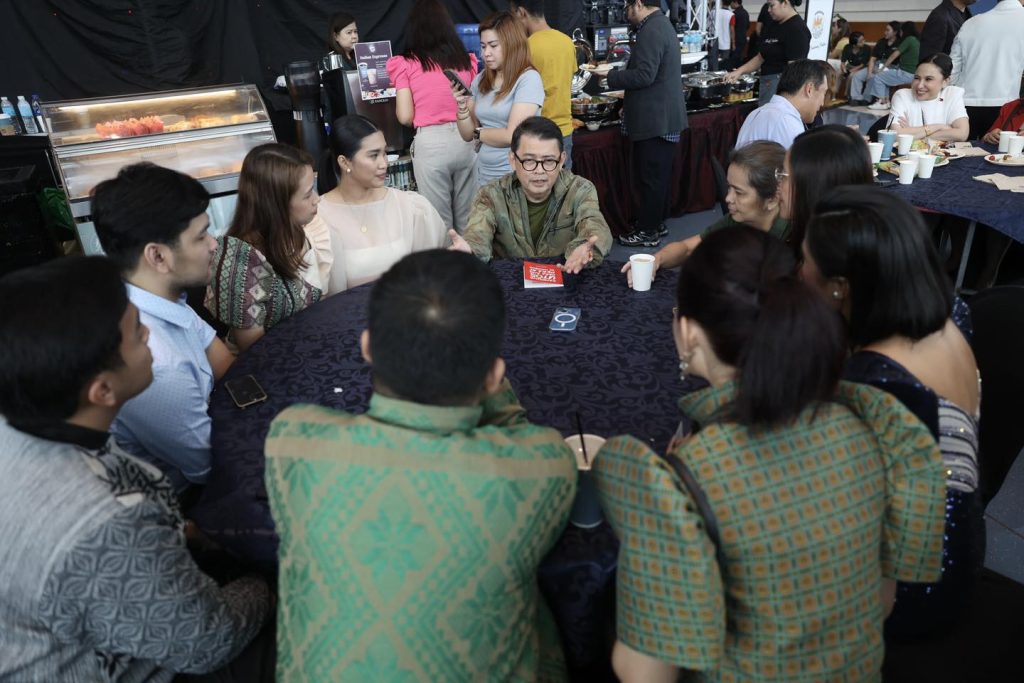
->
[523,261,564,288]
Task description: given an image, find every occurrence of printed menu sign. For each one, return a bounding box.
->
[354,41,396,101]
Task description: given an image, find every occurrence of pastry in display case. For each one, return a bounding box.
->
[41,85,276,253]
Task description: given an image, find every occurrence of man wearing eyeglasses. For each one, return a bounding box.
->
[453,116,613,273]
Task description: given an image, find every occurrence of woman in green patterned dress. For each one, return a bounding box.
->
[595,226,948,683]
[206,143,333,352]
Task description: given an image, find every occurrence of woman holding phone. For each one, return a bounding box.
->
[453,11,544,186]
[387,0,479,232]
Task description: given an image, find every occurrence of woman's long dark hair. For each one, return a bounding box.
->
[401,0,472,72]
[677,226,845,428]
[806,186,952,348]
[228,143,314,281]
[788,125,874,253]
[900,21,919,40]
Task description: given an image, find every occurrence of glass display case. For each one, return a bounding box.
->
[42,85,275,252]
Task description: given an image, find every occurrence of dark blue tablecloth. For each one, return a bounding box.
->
[191,258,684,677]
[886,143,1024,242]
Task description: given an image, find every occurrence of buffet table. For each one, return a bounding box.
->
[571,100,758,236]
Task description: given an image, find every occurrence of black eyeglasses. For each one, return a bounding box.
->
[513,151,561,172]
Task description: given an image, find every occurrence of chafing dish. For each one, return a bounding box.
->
[682,71,732,104]
[731,73,758,94]
[571,95,621,123]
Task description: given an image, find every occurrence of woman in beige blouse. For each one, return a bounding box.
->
[319,115,448,291]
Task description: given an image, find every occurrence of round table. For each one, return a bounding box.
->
[190,258,685,679]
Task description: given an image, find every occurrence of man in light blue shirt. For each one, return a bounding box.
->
[736,59,831,149]
[93,163,235,496]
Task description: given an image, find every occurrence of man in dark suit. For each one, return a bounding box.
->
[594,0,687,247]
[920,0,975,61]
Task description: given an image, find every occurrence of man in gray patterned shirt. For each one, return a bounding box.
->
[0,256,270,681]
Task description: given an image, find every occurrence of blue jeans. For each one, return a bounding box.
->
[563,134,574,171]
[759,73,781,106]
[866,68,914,102]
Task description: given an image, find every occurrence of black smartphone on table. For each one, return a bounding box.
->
[443,68,471,96]
[224,374,268,409]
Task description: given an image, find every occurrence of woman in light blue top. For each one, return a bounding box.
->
[453,11,544,186]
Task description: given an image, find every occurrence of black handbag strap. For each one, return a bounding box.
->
[659,449,728,580]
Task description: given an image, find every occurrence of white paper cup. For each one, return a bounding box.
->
[1008,135,1024,157]
[868,141,884,164]
[917,154,937,179]
[629,254,656,292]
[898,159,917,185]
[897,134,914,156]
[999,130,1018,153]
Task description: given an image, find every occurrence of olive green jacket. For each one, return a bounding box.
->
[463,170,613,266]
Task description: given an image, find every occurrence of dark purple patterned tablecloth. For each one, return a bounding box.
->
[886,142,1024,242]
[191,257,684,678]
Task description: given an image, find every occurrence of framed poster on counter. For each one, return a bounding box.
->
[804,0,835,61]
[354,41,396,102]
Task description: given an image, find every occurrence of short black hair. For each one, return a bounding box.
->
[368,250,506,405]
[511,116,564,154]
[509,0,545,18]
[0,256,128,422]
[92,163,210,274]
[806,186,952,347]
[677,226,844,428]
[776,59,832,97]
[900,21,918,39]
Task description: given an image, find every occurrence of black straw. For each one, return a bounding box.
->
[575,411,589,467]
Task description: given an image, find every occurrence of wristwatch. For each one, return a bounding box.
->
[473,127,482,141]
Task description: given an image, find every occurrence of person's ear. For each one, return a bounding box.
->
[360,329,372,364]
[84,373,118,409]
[142,242,172,274]
[338,154,350,174]
[829,276,850,304]
[482,357,506,396]
[508,150,516,167]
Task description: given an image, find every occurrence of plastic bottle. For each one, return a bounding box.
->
[17,96,39,134]
[0,114,16,136]
[1,97,21,134]
[30,94,46,134]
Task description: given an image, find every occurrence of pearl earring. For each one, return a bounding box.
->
[832,290,842,299]
[678,350,694,381]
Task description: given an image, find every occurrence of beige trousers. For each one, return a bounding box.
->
[410,122,478,234]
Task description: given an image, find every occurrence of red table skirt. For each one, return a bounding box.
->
[571,102,757,236]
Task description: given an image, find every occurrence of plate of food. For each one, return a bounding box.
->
[985,153,1024,167]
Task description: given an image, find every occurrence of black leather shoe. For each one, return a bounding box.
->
[618,230,661,247]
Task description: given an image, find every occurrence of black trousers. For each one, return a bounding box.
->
[966,106,1002,142]
[632,136,678,233]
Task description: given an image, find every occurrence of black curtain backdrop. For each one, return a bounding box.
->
[0,0,578,103]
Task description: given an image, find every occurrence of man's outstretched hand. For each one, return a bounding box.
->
[560,235,600,274]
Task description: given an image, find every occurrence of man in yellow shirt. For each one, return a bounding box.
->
[511,0,578,169]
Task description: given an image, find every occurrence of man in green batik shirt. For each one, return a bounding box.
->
[451,116,613,274]
[264,250,577,681]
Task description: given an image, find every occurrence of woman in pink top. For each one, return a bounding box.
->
[387,0,479,233]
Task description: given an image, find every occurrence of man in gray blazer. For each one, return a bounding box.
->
[595,0,687,246]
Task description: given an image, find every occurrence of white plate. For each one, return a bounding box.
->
[681,51,707,66]
[985,154,1024,167]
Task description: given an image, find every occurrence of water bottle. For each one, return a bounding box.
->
[17,96,39,134]
[1,97,21,134]
[30,94,46,134]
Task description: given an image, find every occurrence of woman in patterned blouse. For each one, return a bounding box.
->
[596,226,947,683]
[802,186,983,641]
[206,143,333,352]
